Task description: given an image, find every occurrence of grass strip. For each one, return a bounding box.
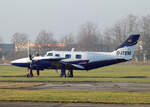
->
[0,65,150,83]
[0,89,150,104]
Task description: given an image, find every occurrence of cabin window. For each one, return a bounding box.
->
[55,54,60,57]
[76,54,82,59]
[65,54,71,59]
[47,53,53,56]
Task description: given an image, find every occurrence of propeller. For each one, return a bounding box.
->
[35,53,40,77]
[29,54,32,60]
[26,40,34,77]
[27,54,34,77]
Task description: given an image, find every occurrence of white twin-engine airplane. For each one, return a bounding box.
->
[11,34,140,77]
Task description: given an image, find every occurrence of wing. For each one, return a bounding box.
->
[34,56,85,70]
[50,60,85,70]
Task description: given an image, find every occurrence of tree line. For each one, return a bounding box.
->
[1,14,150,61]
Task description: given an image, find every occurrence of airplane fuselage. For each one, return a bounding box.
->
[11,50,127,70]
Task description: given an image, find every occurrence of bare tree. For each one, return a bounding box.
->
[103,15,140,48]
[35,30,56,54]
[102,15,143,60]
[140,15,150,61]
[11,33,29,59]
[77,22,101,51]
[60,33,75,51]
[61,33,74,45]
[0,36,3,60]
[102,28,115,51]
[114,15,139,45]
[11,33,28,45]
[0,36,2,43]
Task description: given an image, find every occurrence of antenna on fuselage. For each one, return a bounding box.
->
[71,48,75,52]
[28,40,30,57]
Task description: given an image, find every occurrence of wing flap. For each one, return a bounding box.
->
[50,61,85,70]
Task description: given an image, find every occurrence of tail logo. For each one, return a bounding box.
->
[128,39,132,43]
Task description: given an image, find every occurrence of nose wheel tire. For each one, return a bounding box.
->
[26,68,34,77]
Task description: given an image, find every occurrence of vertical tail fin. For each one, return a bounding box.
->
[112,34,140,60]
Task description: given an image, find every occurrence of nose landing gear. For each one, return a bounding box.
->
[26,68,40,77]
[26,68,33,77]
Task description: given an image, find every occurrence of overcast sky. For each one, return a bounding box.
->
[0,0,150,43]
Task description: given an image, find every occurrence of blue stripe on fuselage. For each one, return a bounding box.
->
[11,63,30,68]
[11,59,52,70]
[82,59,128,70]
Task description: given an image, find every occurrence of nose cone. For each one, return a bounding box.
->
[11,60,17,65]
[11,58,30,67]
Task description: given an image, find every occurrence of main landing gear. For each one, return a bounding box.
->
[60,68,74,78]
[68,69,73,77]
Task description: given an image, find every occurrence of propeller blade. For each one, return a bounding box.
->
[29,59,33,77]
[29,54,32,60]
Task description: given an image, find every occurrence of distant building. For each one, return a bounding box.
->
[0,44,14,53]
[14,43,110,52]
[0,44,14,60]
[14,43,66,52]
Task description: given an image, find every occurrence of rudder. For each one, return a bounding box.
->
[113,34,140,60]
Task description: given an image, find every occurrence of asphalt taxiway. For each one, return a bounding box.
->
[0,102,150,107]
[21,82,150,92]
[1,82,150,107]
